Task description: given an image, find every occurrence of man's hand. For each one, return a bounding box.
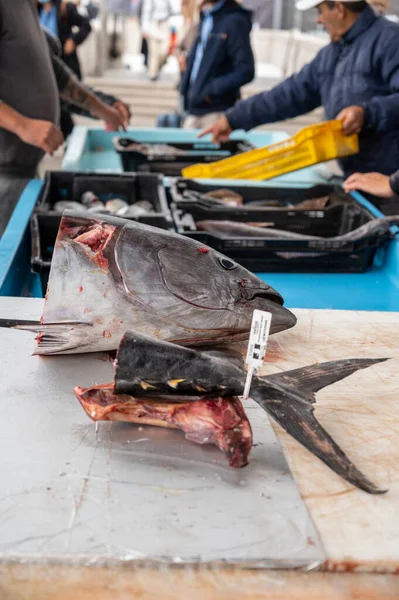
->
[101,105,126,131]
[17,118,64,154]
[64,38,76,56]
[198,115,233,143]
[336,106,365,135]
[344,172,394,198]
[90,98,126,131]
[112,100,131,129]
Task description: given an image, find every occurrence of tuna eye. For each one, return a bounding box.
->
[219,258,237,270]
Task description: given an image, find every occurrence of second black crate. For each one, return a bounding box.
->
[172,181,391,273]
[114,137,254,176]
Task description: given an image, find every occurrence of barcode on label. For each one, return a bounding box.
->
[245,310,272,370]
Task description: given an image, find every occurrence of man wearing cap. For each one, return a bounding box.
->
[200,1,399,177]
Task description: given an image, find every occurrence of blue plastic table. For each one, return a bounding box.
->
[62,126,331,186]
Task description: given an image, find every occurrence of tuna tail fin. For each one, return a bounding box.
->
[254,358,390,495]
[264,358,389,403]
[0,319,92,355]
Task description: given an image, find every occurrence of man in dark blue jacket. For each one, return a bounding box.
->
[200,1,399,177]
[181,0,255,129]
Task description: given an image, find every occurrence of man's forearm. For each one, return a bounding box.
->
[65,88,117,119]
[0,102,28,138]
[52,53,118,122]
[59,75,107,117]
[59,73,125,130]
[0,101,64,154]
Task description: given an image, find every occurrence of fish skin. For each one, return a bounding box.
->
[29,211,296,355]
[121,141,186,156]
[197,221,314,240]
[197,216,399,242]
[74,384,253,468]
[108,332,389,493]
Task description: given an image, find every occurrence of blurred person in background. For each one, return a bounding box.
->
[240,0,274,28]
[175,0,199,75]
[368,0,388,15]
[181,0,255,130]
[37,0,92,137]
[141,0,175,81]
[368,0,398,21]
[37,0,91,78]
[200,1,399,178]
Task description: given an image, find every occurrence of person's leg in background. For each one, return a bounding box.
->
[159,21,171,71]
[141,36,149,68]
[0,176,31,236]
[148,21,170,81]
[148,30,161,80]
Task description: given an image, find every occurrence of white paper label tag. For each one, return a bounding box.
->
[243,310,272,400]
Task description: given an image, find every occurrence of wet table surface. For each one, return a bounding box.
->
[1,298,399,593]
[0,297,323,570]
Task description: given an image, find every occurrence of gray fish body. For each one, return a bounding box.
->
[31,211,296,355]
[332,216,399,243]
[197,216,399,243]
[197,221,314,240]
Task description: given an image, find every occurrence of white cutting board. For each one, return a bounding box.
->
[257,309,399,572]
[1,298,398,571]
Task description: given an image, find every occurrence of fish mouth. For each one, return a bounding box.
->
[238,281,284,306]
[247,294,297,334]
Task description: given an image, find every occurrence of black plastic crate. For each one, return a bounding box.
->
[170,180,368,237]
[36,170,171,229]
[114,137,254,176]
[361,192,399,217]
[31,170,173,294]
[172,191,391,273]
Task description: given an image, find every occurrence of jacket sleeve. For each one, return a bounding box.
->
[360,35,399,133]
[226,53,322,131]
[205,15,255,100]
[66,3,92,46]
[389,169,399,195]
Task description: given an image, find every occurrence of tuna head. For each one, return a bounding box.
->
[37,212,296,354]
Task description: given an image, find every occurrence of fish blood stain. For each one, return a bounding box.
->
[78,286,83,293]
[198,247,209,254]
[73,224,115,270]
[102,330,112,338]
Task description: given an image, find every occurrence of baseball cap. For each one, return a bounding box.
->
[296,0,362,10]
